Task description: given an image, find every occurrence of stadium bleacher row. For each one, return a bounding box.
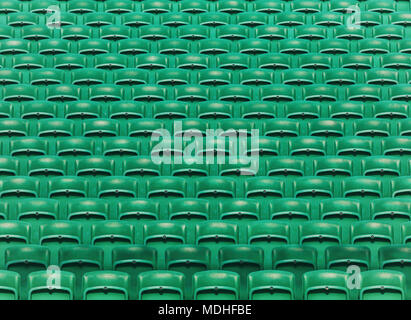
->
[0,0,409,300]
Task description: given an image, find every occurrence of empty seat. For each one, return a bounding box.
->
[248,271,295,300]
[193,271,239,300]
[138,271,185,300]
[28,271,75,300]
[83,271,130,300]
[303,270,349,300]
[360,270,406,300]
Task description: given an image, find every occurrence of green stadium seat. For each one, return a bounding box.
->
[138,271,185,300]
[28,271,75,300]
[303,271,349,300]
[360,270,406,300]
[248,271,295,300]
[83,271,130,300]
[193,270,239,300]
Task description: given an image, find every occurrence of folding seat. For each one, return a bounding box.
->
[286,101,320,119]
[272,246,317,300]
[27,157,66,177]
[299,54,332,70]
[362,157,401,177]
[392,177,411,198]
[379,246,411,283]
[1,177,39,199]
[263,119,299,138]
[248,271,295,300]
[303,85,338,102]
[174,84,209,102]
[360,271,406,300]
[174,119,209,137]
[312,12,343,26]
[138,271,185,300]
[255,25,287,41]
[21,25,52,42]
[46,85,80,102]
[30,0,57,14]
[83,12,115,27]
[219,246,264,299]
[123,157,160,177]
[171,162,209,178]
[0,271,19,300]
[78,39,110,56]
[245,177,284,199]
[64,101,99,120]
[238,40,270,56]
[354,119,389,137]
[0,157,18,176]
[114,69,148,86]
[0,69,19,86]
[198,12,230,27]
[371,199,410,224]
[390,12,411,27]
[136,54,168,70]
[347,85,381,103]
[197,101,232,119]
[142,0,171,14]
[82,119,119,138]
[20,101,56,120]
[158,39,190,55]
[308,120,345,138]
[97,177,137,199]
[37,119,74,138]
[161,12,190,27]
[13,54,45,70]
[266,158,304,177]
[4,85,35,102]
[335,26,365,40]
[319,199,361,229]
[91,221,133,247]
[255,0,283,13]
[341,54,373,70]
[167,199,208,221]
[261,85,295,102]
[299,222,342,266]
[343,177,383,199]
[240,101,275,119]
[217,25,248,41]
[104,0,133,14]
[335,137,373,156]
[133,85,167,102]
[146,177,186,199]
[0,119,26,137]
[0,0,20,14]
[367,0,395,13]
[83,271,130,300]
[382,137,411,156]
[39,221,82,246]
[7,13,37,27]
[72,68,105,86]
[102,138,140,157]
[359,39,390,55]
[217,0,246,14]
[95,54,127,71]
[143,222,186,250]
[390,85,411,102]
[279,39,310,55]
[199,272,241,301]
[195,177,235,199]
[139,25,170,41]
[56,138,94,156]
[294,177,333,199]
[28,271,75,300]
[289,137,327,156]
[176,54,209,70]
[218,199,259,221]
[198,69,231,86]
[237,12,267,27]
[9,138,47,157]
[217,54,250,71]
[399,40,411,54]
[198,39,231,55]
[117,39,150,55]
[166,246,210,298]
[295,25,326,40]
[48,177,88,199]
[67,0,96,14]
[179,0,208,14]
[75,158,114,177]
[0,102,12,118]
[351,222,393,268]
[276,12,305,26]
[282,69,315,86]
[118,200,159,221]
[303,271,349,300]
[156,69,189,86]
[5,246,50,295]
[122,12,153,27]
[0,221,30,245]
[325,245,371,271]
[216,118,255,136]
[366,69,398,86]
[381,54,411,70]
[374,25,404,40]
[128,119,164,137]
[54,54,87,71]
[59,246,104,299]
[318,39,350,55]
[324,68,356,85]
[330,0,357,12]
[61,25,92,41]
